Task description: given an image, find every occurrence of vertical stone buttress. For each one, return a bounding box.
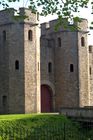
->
[41,22,55,111]
[89,45,93,105]
[77,19,90,107]
[19,8,41,113]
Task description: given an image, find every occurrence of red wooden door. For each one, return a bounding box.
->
[41,85,52,112]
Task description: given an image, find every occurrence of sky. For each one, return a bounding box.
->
[1,0,93,45]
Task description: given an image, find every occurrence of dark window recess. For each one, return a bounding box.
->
[48,62,52,73]
[28,30,32,41]
[89,46,92,53]
[15,60,19,70]
[58,37,61,47]
[3,30,6,41]
[90,67,91,75]
[81,37,85,46]
[37,12,39,21]
[2,96,7,106]
[70,64,74,72]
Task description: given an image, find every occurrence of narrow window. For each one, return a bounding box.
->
[81,37,85,46]
[2,96,7,106]
[58,37,61,47]
[48,62,52,73]
[90,67,91,75]
[70,64,74,72]
[15,60,19,70]
[3,30,6,41]
[38,62,39,71]
[28,30,32,41]
[37,12,39,21]
[89,45,92,53]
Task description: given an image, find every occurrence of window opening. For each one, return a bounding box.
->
[15,60,19,70]
[48,62,52,73]
[81,37,85,46]
[58,37,61,47]
[38,62,39,71]
[2,96,7,106]
[37,12,39,21]
[3,30,6,41]
[90,67,91,75]
[89,45,92,53]
[70,64,74,72]
[28,30,32,41]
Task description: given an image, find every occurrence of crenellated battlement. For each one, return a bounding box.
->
[41,18,88,36]
[0,8,39,25]
[0,8,15,25]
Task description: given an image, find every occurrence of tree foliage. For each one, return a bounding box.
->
[0,0,19,8]
[29,0,89,17]
[2,0,90,16]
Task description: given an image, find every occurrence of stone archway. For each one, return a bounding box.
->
[41,85,53,112]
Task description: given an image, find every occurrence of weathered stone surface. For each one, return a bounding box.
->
[0,8,92,114]
[41,19,90,112]
[0,8,40,114]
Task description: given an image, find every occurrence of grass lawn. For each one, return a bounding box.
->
[0,113,72,129]
[0,113,90,139]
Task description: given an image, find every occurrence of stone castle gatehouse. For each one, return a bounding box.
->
[0,8,92,114]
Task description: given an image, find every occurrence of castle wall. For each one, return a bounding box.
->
[40,33,55,110]
[0,8,40,114]
[8,23,25,113]
[21,8,40,113]
[77,32,90,107]
[0,9,25,114]
[89,45,93,105]
[54,31,79,110]
[77,19,90,107]
[0,24,9,114]
[41,21,79,111]
[41,19,90,111]
[0,8,91,114]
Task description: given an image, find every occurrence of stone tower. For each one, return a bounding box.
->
[41,19,89,112]
[89,45,93,105]
[0,8,40,114]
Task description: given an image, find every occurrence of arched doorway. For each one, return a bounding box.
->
[41,85,53,112]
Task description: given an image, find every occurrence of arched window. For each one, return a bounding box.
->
[48,62,52,73]
[3,30,6,41]
[28,30,32,41]
[15,60,19,70]
[81,37,85,46]
[58,37,61,47]
[70,64,74,72]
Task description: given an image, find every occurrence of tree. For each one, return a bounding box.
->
[2,0,90,17]
[1,0,93,29]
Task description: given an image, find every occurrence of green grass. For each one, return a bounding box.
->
[0,114,91,140]
[0,113,69,129]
